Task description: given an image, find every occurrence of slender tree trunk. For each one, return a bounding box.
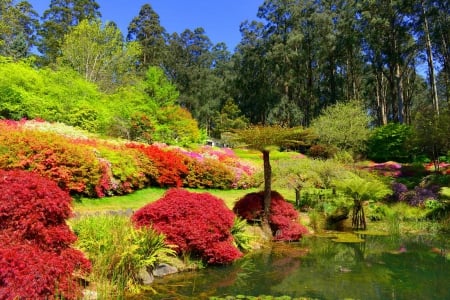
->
[295,187,301,207]
[422,0,439,115]
[395,63,405,124]
[263,150,272,218]
[262,150,273,237]
[376,71,388,125]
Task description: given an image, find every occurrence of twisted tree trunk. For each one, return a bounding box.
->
[352,199,366,230]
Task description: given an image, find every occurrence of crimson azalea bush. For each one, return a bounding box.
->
[233,191,308,241]
[0,169,91,299]
[127,143,188,187]
[132,188,242,264]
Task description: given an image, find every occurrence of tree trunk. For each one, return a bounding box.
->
[263,150,272,218]
[395,63,405,124]
[376,71,388,125]
[352,199,366,230]
[421,0,439,115]
[262,150,273,237]
[295,188,301,207]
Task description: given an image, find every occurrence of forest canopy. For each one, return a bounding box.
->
[0,0,449,154]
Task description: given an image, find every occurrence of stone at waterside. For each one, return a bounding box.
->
[138,263,178,285]
[152,263,178,277]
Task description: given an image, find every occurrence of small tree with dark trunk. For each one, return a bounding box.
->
[333,174,391,230]
[228,125,315,235]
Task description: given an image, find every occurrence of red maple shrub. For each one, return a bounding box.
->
[0,244,90,300]
[233,191,308,241]
[0,170,91,299]
[132,188,242,264]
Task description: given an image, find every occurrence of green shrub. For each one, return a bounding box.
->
[95,143,157,196]
[367,123,414,163]
[71,214,175,297]
[231,217,255,251]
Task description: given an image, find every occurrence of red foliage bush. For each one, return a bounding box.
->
[132,188,242,264]
[233,191,308,241]
[0,170,91,299]
[0,244,90,300]
[127,143,188,187]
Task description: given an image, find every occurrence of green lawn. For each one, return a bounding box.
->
[73,187,262,213]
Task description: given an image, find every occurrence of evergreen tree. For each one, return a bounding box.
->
[38,0,101,64]
[0,0,39,59]
[127,3,167,70]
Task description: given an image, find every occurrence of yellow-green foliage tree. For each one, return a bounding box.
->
[58,19,141,93]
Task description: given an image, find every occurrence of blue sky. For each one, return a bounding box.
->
[28,0,263,52]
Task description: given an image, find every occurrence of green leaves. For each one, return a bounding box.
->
[367,123,414,163]
[58,19,141,92]
[333,173,391,202]
[230,125,315,152]
[311,100,371,154]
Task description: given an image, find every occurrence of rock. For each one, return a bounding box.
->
[82,289,98,300]
[338,265,351,273]
[138,267,154,285]
[325,207,349,230]
[152,263,178,277]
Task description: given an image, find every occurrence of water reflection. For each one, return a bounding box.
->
[141,233,449,300]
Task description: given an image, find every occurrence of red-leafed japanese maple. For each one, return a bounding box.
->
[0,170,91,299]
[132,188,242,264]
[233,191,308,241]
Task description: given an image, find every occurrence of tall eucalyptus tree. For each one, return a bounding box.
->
[127,3,167,70]
[359,0,419,124]
[233,20,275,125]
[163,28,233,134]
[0,0,39,59]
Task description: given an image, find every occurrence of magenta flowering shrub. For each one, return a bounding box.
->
[132,188,242,264]
[363,161,402,177]
[233,191,308,241]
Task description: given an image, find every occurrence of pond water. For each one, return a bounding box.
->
[138,233,449,300]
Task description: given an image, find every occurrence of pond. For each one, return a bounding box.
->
[137,232,449,300]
